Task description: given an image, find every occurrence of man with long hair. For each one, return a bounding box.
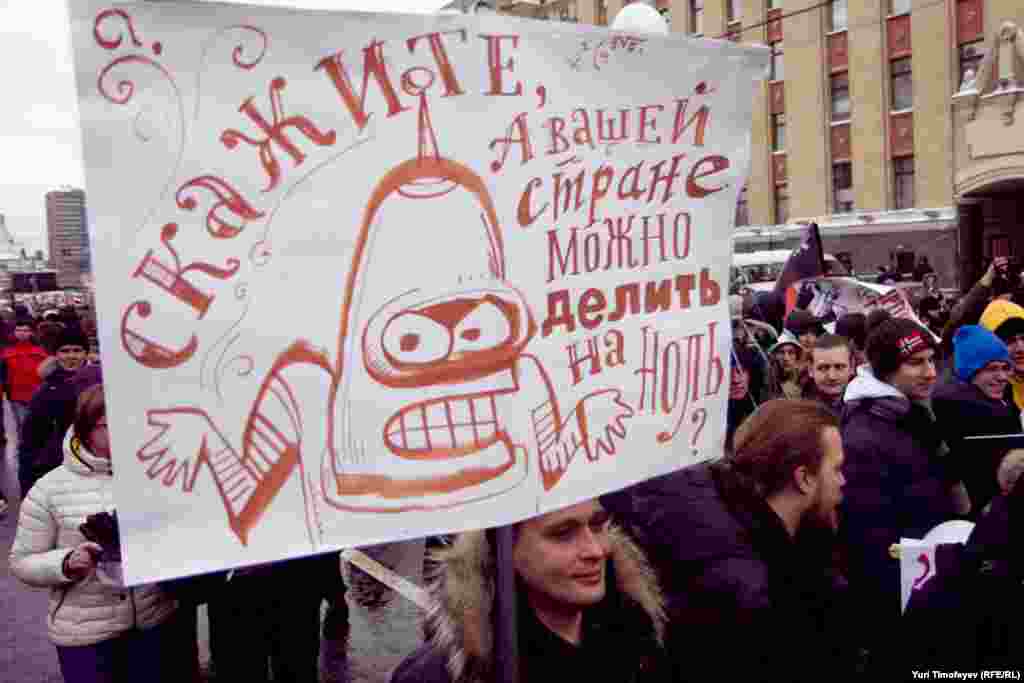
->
[602,400,852,681]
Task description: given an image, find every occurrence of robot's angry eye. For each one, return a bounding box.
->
[363,287,538,389]
[382,313,452,365]
[452,301,511,353]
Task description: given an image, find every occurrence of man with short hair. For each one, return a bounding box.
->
[1,318,48,436]
[933,325,1020,514]
[601,400,852,682]
[840,318,958,673]
[803,334,853,411]
[980,298,1024,412]
[391,499,667,683]
[16,327,88,497]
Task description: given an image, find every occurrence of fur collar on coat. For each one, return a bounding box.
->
[423,527,666,683]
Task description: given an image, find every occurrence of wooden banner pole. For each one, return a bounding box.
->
[490,525,519,683]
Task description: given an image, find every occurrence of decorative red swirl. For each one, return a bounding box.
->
[97,55,175,105]
[94,8,143,50]
[230,26,269,70]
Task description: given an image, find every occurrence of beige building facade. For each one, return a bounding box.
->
[499,0,1024,290]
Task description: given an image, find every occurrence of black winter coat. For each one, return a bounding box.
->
[17,367,78,494]
[601,462,855,683]
[932,378,1021,513]
[839,376,958,671]
[901,491,1024,673]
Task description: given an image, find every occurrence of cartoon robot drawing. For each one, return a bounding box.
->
[139,93,633,546]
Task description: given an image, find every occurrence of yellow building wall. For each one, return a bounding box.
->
[576,0,598,25]
[738,0,774,225]
[847,1,887,213]
[783,0,828,218]
[988,1,1024,37]
[605,0,624,24]
[911,0,954,208]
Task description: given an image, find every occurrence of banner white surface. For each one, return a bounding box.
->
[68,1,767,584]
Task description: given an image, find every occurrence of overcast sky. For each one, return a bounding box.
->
[0,0,451,256]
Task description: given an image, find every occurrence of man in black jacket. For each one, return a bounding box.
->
[602,399,852,682]
[840,318,959,674]
[16,326,88,497]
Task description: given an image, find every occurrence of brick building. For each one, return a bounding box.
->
[498,0,1024,290]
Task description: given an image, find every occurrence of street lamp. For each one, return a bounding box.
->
[610,0,668,34]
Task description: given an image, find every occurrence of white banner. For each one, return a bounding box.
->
[68,1,767,584]
[804,277,936,338]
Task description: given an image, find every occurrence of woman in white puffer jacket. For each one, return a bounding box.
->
[9,385,182,683]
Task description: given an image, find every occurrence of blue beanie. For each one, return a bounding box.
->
[954,325,1010,382]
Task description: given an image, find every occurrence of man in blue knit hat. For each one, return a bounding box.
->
[933,325,1022,515]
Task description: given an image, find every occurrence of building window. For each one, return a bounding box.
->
[832,162,854,213]
[959,40,985,89]
[770,43,784,81]
[689,0,703,35]
[775,186,789,225]
[888,0,911,15]
[830,73,851,122]
[828,0,848,32]
[891,57,913,110]
[893,156,915,209]
[726,0,739,23]
[735,185,749,227]
[771,114,786,151]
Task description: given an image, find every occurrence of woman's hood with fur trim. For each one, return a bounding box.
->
[423,527,665,683]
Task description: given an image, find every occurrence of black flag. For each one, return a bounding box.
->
[774,222,825,298]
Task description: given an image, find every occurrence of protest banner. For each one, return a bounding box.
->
[897,520,974,613]
[803,277,938,338]
[67,1,767,584]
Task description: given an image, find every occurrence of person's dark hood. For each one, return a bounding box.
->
[615,463,760,566]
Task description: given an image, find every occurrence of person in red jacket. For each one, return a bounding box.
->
[2,318,49,437]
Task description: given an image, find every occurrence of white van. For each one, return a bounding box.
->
[731,249,849,292]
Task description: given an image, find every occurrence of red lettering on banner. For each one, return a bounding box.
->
[317,41,409,130]
[120,302,199,370]
[571,109,596,149]
[605,216,639,271]
[542,290,576,337]
[672,97,710,146]
[564,330,626,386]
[578,288,606,330]
[546,116,570,156]
[406,30,468,97]
[638,104,664,144]
[221,77,337,192]
[492,113,534,174]
[686,155,730,198]
[596,109,630,143]
[132,223,240,318]
[518,177,547,227]
[567,337,601,385]
[547,229,579,283]
[480,35,523,96]
[176,176,265,240]
[608,284,640,322]
[541,273,718,337]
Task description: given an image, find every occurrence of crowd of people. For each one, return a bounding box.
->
[7,257,1024,682]
[1,304,348,683]
[396,254,1024,681]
